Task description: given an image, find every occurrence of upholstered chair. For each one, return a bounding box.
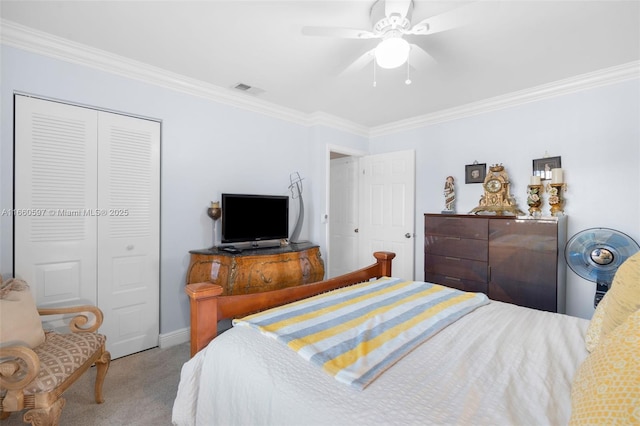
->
[0,276,110,425]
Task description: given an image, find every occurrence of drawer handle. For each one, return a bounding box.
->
[445,256,460,261]
[444,276,461,282]
[444,237,461,240]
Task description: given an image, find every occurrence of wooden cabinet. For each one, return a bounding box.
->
[424,214,567,313]
[187,242,325,296]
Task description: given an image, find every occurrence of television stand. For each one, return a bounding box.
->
[187,241,324,295]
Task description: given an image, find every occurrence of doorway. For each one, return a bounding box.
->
[327,147,416,280]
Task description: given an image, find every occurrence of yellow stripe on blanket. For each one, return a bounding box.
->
[266,279,416,337]
[233,277,489,389]
[323,292,478,376]
[288,284,442,353]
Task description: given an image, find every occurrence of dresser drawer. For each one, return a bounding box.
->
[425,273,488,294]
[424,254,488,282]
[424,235,487,262]
[425,215,488,240]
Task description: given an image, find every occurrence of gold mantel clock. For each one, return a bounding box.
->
[470,164,524,216]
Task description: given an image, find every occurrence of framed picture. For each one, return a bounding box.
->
[532,156,561,180]
[465,163,486,184]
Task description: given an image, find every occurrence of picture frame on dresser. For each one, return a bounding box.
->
[532,156,561,180]
[465,163,486,184]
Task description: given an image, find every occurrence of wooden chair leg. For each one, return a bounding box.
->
[94,350,111,404]
[23,397,65,426]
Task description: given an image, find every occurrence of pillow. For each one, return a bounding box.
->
[570,309,640,425]
[599,251,640,340]
[584,291,609,352]
[0,278,46,348]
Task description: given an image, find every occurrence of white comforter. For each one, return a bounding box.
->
[173,300,589,426]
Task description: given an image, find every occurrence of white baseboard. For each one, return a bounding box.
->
[159,327,190,349]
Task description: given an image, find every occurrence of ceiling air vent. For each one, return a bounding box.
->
[232,82,265,96]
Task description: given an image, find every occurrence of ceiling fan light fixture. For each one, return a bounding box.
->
[374,37,410,69]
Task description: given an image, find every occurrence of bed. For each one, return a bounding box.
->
[172,251,640,426]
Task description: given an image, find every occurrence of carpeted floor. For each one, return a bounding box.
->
[1,342,191,426]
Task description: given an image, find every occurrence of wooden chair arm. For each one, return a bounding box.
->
[37,305,104,332]
[0,346,40,391]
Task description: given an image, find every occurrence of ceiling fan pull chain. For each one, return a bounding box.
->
[405,59,412,85]
[373,60,377,87]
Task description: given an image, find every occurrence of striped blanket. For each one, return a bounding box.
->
[233,277,489,389]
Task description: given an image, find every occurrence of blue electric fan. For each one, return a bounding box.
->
[565,227,639,308]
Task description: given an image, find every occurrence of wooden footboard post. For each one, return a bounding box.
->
[185,283,224,357]
[373,251,396,277]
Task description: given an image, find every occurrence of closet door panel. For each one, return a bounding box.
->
[97,112,160,359]
[14,96,98,308]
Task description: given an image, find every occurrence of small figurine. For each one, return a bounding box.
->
[443,176,455,213]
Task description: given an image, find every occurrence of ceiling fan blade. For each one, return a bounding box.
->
[339,48,376,77]
[409,2,484,36]
[385,0,413,19]
[301,26,378,39]
[408,44,437,70]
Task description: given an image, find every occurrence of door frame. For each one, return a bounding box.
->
[325,144,366,277]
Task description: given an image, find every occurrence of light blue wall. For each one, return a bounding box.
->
[0,45,369,335]
[2,43,638,332]
[370,79,640,319]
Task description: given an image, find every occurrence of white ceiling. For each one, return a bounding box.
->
[2,0,639,128]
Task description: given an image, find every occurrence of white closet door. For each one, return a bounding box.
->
[14,95,160,359]
[97,112,160,359]
[14,96,98,308]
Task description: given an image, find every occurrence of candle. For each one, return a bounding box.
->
[210,201,220,208]
[530,176,541,185]
[551,168,563,184]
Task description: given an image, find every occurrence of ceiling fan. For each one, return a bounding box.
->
[301,0,464,76]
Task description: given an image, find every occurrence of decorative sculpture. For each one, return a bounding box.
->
[288,172,304,243]
[442,176,456,213]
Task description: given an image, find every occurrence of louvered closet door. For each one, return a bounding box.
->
[97,112,160,359]
[14,95,160,359]
[14,96,99,309]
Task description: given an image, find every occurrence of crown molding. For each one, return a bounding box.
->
[2,19,637,140]
[306,112,369,137]
[0,19,368,137]
[369,60,640,138]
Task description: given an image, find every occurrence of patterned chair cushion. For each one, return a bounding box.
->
[23,331,106,394]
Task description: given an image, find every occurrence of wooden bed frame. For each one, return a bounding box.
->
[184,251,396,356]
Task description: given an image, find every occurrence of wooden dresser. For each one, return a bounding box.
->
[187,242,325,296]
[424,214,567,313]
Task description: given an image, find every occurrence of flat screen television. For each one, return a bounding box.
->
[221,193,289,244]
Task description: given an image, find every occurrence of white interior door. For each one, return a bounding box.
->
[14,96,98,308]
[358,150,416,279]
[14,95,160,359]
[97,112,160,359]
[328,156,359,278]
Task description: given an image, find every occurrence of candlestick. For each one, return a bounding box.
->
[526,184,542,217]
[207,201,222,248]
[546,183,567,216]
